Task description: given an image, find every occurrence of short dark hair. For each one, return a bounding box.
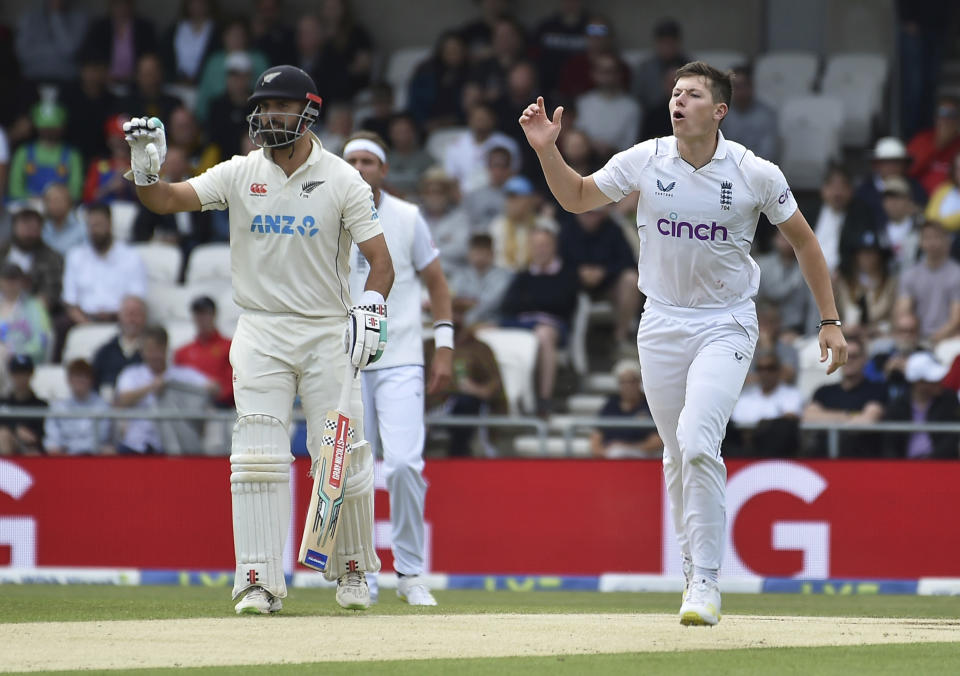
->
[469,233,494,250]
[67,358,94,378]
[654,18,682,40]
[674,61,733,106]
[823,162,852,184]
[86,203,112,221]
[143,325,168,346]
[922,219,948,234]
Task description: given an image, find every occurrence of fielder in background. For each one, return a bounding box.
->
[519,61,846,626]
[123,65,394,614]
[344,131,453,606]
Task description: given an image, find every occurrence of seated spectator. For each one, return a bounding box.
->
[161,0,219,85]
[384,113,434,199]
[193,18,269,123]
[533,0,589,97]
[15,0,88,83]
[82,114,137,205]
[81,0,158,86]
[924,152,960,232]
[895,220,960,344]
[426,300,507,457]
[882,352,959,459]
[558,205,639,352]
[854,137,927,230]
[463,146,514,232]
[803,337,886,457]
[205,52,255,160]
[43,358,114,455]
[721,64,778,162]
[8,103,84,202]
[359,81,395,141]
[0,124,8,210]
[500,225,579,415]
[558,127,599,176]
[492,60,542,183]
[638,58,681,142]
[0,355,47,455]
[114,326,216,454]
[808,164,873,275]
[0,207,64,311]
[449,234,513,328]
[754,301,799,384]
[407,31,471,132]
[418,168,471,275]
[731,349,803,456]
[63,204,147,326]
[908,95,960,197]
[865,312,922,402]
[42,183,86,257]
[444,102,520,194]
[557,14,629,101]
[590,359,662,459]
[92,295,147,394]
[317,102,356,157]
[473,17,529,100]
[173,296,233,408]
[457,0,510,63]
[489,175,547,271]
[633,19,689,109]
[0,263,52,367]
[835,230,898,338]
[756,230,815,338]
[117,53,184,123]
[61,50,121,164]
[878,176,921,273]
[314,0,374,105]
[166,106,220,176]
[575,52,641,155]
[250,0,296,66]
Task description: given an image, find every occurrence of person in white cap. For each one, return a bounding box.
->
[881,351,959,458]
[520,60,846,626]
[343,131,453,606]
[853,136,927,229]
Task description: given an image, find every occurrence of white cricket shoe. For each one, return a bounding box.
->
[234,586,282,615]
[397,575,438,606]
[336,571,371,610]
[679,578,721,626]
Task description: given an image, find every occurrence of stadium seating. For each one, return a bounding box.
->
[146,283,195,324]
[425,127,466,163]
[184,243,231,284]
[62,323,117,364]
[31,363,70,402]
[934,337,960,370]
[794,334,842,402]
[693,49,749,72]
[620,49,651,74]
[133,242,183,285]
[778,95,844,190]
[474,326,538,416]
[384,45,431,111]
[754,51,819,108]
[109,201,139,243]
[165,319,196,354]
[821,53,888,147]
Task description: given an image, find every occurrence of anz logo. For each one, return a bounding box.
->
[250,214,319,237]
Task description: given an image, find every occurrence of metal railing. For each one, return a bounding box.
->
[3,406,959,459]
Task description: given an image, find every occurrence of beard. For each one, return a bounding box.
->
[91,233,112,253]
[13,234,41,252]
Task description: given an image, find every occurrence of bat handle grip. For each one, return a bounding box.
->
[337,360,358,413]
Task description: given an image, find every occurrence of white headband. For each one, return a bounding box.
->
[343,138,387,164]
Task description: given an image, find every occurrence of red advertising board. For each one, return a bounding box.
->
[1,457,958,578]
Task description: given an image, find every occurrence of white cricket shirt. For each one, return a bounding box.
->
[593,131,798,308]
[187,134,383,317]
[349,191,439,369]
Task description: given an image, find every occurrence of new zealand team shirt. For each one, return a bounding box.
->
[593,131,798,308]
[187,133,383,317]
[348,191,439,370]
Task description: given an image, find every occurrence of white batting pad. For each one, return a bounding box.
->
[230,414,293,599]
[323,441,381,581]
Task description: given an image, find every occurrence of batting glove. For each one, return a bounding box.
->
[122,116,167,186]
[346,290,388,369]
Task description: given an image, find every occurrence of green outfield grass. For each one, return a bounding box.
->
[3,585,960,623]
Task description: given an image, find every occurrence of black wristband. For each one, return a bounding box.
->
[818,319,842,329]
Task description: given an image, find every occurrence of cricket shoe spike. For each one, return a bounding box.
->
[336,570,371,610]
[235,586,282,615]
[397,575,438,606]
[679,578,721,626]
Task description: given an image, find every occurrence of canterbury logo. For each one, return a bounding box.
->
[657,179,676,192]
[262,72,280,84]
[250,183,267,195]
[300,180,325,197]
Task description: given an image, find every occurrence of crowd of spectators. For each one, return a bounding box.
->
[0,0,959,458]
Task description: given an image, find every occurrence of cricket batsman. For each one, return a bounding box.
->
[124,65,394,613]
[520,61,847,625]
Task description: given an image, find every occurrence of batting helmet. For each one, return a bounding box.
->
[246,65,323,149]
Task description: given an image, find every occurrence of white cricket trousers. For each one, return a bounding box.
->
[361,365,428,575]
[637,299,758,571]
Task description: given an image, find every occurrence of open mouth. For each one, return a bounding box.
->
[672,110,685,120]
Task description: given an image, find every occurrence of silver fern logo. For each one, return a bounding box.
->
[300,180,325,198]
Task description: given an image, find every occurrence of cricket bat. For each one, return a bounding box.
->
[298,360,358,573]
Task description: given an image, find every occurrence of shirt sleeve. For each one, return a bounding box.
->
[61,250,79,306]
[341,171,383,244]
[755,157,798,225]
[124,248,148,300]
[186,157,239,212]
[591,140,655,202]
[115,366,137,393]
[411,210,440,271]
